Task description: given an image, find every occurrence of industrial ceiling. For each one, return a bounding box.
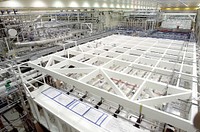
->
[157,0,200,7]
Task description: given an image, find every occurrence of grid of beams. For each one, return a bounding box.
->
[27,35,198,131]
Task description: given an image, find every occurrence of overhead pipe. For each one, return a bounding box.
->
[15,35,73,46]
[33,14,43,22]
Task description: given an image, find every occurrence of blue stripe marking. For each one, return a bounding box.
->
[52,93,62,99]
[66,100,77,108]
[95,113,105,124]
[82,107,91,116]
[41,87,108,127]
[42,87,62,99]
[99,115,108,126]
[70,101,80,109]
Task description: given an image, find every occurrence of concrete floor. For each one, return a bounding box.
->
[2,109,25,132]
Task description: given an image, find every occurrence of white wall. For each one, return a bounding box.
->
[0,0,133,9]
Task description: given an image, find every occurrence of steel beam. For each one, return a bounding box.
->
[28,61,196,131]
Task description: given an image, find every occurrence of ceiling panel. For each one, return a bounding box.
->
[157,0,200,7]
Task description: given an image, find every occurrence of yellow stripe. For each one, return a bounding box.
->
[140,105,143,114]
[161,7,199,11]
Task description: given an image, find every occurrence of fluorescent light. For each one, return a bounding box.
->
[32,1,47,7]
[54,1,64,8]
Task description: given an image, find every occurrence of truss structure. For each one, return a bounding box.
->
[19,35,198,132]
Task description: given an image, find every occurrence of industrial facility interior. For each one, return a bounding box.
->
[0,0,200,132]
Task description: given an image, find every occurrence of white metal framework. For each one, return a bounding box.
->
[19,35,198,132]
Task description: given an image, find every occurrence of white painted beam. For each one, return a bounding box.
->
[28,62,195,131]
[138,92,192,106]
[47,60,69,69]
[79,69,99,83]
[101,69,127,98]
[190,43,198,122]
[45,57,53,67]
[51,67,95,74]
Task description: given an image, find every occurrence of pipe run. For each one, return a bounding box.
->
[15,35,73,46]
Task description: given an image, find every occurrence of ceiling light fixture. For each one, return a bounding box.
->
[178,0,188,7]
